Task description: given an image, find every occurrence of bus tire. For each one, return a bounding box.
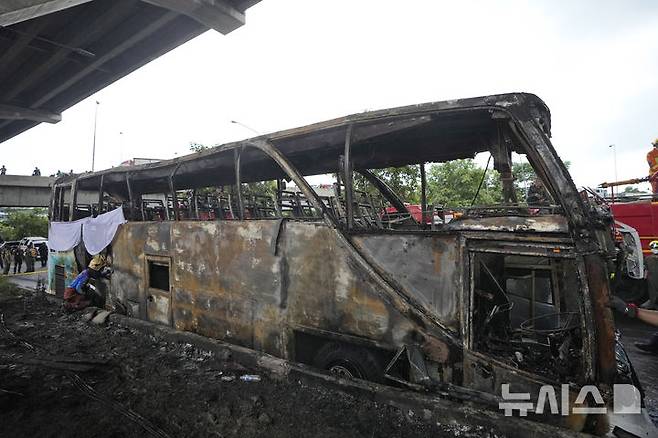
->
[313,342,383,383]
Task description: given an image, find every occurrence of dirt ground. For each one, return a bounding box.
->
[2,285,657,438]
[0,287,499,438]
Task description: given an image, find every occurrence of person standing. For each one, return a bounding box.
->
[32,167,41,176]
[12,247,23,274]
[2,250,10,275]
[0,165,6,175]
[24,245,35,273]
[646,139,658,194]
[38,243,48,268]
[643,241,658,309]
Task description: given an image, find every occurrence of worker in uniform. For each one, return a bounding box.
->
[63,255,110,311]
[643,241,658,310]
[1,249,11,275]
[24,245,35,273]
[12,247,23,274]
[38,243,48,268]
[611,295,658,355]
[526,179,551,206]
[646,138,658,194]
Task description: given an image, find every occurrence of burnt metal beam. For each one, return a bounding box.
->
[68,179,77,221]
[141,0,245,34]
[0,103,61,123]
[234,148,244,220]
[343,125,354,230]
[97,173,104,217]
[420,162,427,228]
[168,163,180,221]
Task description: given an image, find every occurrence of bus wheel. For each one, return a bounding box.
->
[313,342,383,383]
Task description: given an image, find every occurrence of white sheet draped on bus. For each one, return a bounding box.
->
[48,207,126,254]
[82,207,126,255]
[48,217,89,251]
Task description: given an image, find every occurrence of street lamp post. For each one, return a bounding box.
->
[609,144,618,181]
[230,120,261,136]
[91,101,100,171]
[609,144,617,200]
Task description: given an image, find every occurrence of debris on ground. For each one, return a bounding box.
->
[0,288,501,438]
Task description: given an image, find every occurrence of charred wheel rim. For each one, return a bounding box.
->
[328,361,364,379]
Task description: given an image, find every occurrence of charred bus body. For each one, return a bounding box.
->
[48,93,650,434]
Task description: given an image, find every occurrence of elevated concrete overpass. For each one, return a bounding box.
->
[0,174,95,207]
[0,0,260,143]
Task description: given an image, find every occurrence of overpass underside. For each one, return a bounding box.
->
[0,0,260,143]
[0,175,94,207]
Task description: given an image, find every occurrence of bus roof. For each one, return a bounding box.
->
[60,92,550,196]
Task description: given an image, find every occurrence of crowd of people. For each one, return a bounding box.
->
[0,243,48,275]
[0,165,74,177]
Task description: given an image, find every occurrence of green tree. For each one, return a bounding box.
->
[189,142,212,153]
[426,159,502,207]
[0,209,48,240]
[354,166,421,203]
[622,186,647,194]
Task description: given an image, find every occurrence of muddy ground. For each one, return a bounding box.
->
[1,285,657,438]
[0,287,498,438]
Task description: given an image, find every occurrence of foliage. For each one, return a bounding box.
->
[426,159,502,207]
[189,142,213,153]
[0,209,48,241]
[622,186,647,194]
[185,140,560,209]
[354,166,421,203]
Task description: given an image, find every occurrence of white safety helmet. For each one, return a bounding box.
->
[649,240,658,255]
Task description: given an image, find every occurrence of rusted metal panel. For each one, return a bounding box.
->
[169,220,285,356]
[351,234,461,331]
[283,222,418,347]
[109,224,147,317]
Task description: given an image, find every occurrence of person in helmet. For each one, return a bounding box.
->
[63,255,111,311]
[647,139,658,194]
[643,240,658,310]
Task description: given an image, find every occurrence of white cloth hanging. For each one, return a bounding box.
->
[48,218,89,252]
[82,207,127,255]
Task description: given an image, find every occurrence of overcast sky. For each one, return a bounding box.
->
[3,0,658,191]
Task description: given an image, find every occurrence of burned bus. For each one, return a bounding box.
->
[48,93,652,435]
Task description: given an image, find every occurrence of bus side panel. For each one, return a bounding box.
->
[284,222,418,348]
[110,224,150,319]
[351,234,461,332]
[170,220,286,356]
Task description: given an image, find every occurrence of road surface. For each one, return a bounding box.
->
[5,269,46,290]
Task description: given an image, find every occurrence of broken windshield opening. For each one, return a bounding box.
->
[471,251,584,382]
[339,150,562,232]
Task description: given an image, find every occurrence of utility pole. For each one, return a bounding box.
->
[609,144,617,201]
[91,100,100,171]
